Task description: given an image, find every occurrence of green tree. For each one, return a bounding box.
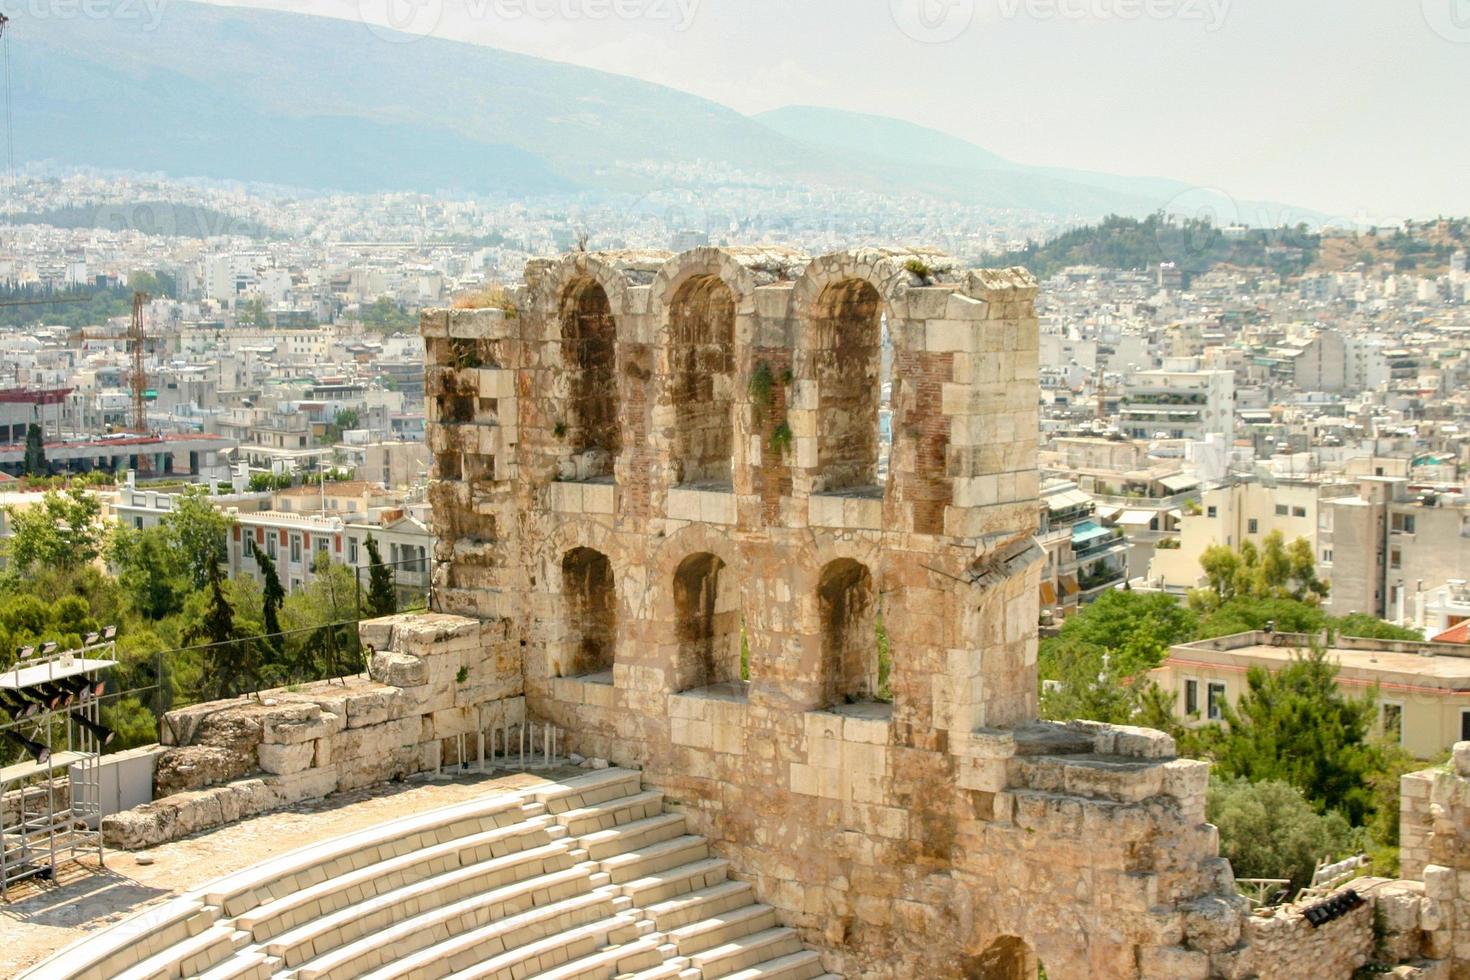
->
[253,546,286,644]
[106,523,187,620]
[1287,537,1329,603]
[282,553,360,680]
[1205,646,1380,824]
[4,488,103,573]
[22,423,46,477]
[182,564,253,700]
[364,534,397,617]
[239,296,269,328]
[1208,777,1359,891]
[1332,613,1423,642]
[162,486,234,588]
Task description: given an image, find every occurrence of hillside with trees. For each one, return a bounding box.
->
[990,213,1322,279]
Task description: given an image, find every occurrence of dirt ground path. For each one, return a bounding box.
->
[1,766,582,977]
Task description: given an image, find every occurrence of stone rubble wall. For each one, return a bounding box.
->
[102,613,522,850]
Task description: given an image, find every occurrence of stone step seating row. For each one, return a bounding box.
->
[26,769,840,980]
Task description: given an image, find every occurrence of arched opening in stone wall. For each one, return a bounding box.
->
[670,274,736,488]
[559,277,620,479]
[817,558,884,706]
[812,278,883,494]
[962,935,1040,979]
[559,547,615,681]
[673,552,745,695]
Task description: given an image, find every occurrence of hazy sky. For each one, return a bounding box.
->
[210,0,1468,220]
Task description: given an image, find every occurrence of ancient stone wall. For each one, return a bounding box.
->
[419,246,1255,977]
[103,614,522,849]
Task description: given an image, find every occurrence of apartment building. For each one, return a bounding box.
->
[1152,631,1470,758]
[1118,357,1235,444]
[1037,480,1127,620]
[1148,478,1352,593]
[1320,478,1470,621]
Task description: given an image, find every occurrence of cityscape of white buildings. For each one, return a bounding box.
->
[2,174,1470,641]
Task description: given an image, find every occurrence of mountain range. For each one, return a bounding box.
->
[14,1,1226,218]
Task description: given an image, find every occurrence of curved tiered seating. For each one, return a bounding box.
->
[25,769,839,980]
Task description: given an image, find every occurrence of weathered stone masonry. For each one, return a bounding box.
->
[421,246,1246,978]
[104,245,1470,978]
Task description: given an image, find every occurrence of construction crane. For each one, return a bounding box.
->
[129,291,151,472]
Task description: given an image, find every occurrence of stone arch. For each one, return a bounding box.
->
[817,558,881,706]
[668,274,737,487]
[558,276,620,476]
[558,547,615,680]
[673,551,744,694]
[809,277,884,493]
[962,935,1039,979]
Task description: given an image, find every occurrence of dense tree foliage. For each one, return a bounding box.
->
[1208,778,1359,891]
[4,488,104,572]
[988,213,1321,279]
[1203,647,1380,823]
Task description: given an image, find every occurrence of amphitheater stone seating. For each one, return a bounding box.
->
[23,769,838,980]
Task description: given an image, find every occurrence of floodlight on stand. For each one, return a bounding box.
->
[61,676,103,701]
[82,632,99,647]
[4,730,51,765]
[72,715,114,748]
[16,645,32,659]
[36,682,73,709]
[37,641,58,656]
[101,625,117,641]
[0,691,38,718]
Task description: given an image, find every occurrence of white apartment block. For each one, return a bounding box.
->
[1118,357,1235,444]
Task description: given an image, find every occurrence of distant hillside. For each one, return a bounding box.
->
[13,202,274,238]
[7,2,1298,219]
[991,214,1322,279]
[1312,219,1470,276]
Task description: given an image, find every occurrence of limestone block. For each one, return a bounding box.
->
[430,706,481,740]
[257,742,315,775]
[263,766,339,806]
[261,704,342,745]
[843,714,890,746]
[666,488,701,522]
[1161,758,1209,802]
[1180,896,1243,953]
[956,757,1007,794]
[1425,865,1455,901]
[1454,741,1470,776]
[369,649,428,688]
[344,687,406,728]
[1138,945,1210,980]
[154,745,254,797]
[584,482,615,515]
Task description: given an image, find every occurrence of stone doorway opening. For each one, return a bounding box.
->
[811,278,882,495]
[673,551,746,696]
[670,274,736,489]
[559,547,616,682]
[559,277,620,480]
[817,558,887,708]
